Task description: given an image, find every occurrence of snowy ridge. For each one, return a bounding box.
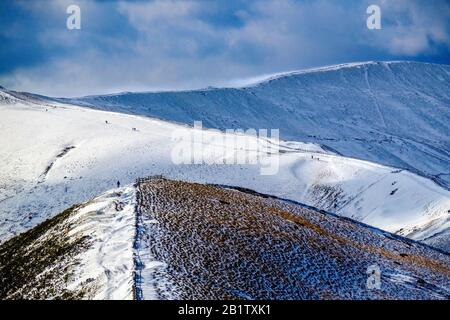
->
[231,61,381,87]
[65,186,136,300]
[0,186,136,299]
[233,61,441,88]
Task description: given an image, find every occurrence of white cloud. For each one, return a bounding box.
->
[117,0,201,25]
[365,0,450,56]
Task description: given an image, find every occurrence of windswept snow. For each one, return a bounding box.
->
[0,186,136,299]
[65,186,136,300]
[0,87,449,251]
[227,61,380,87]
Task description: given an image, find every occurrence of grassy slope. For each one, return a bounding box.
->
[0,205,96,299]
[1,177,449,300]
[136,178,450,300]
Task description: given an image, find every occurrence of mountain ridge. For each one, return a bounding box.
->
[48,60,450,97]
[46,61,450,189]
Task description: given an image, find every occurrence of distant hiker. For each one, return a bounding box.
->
[132,127,137,131]
[105,120,109,124]
[311,155,313,159]
[117,181,120,188]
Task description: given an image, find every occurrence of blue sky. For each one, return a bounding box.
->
[0,0,449,97]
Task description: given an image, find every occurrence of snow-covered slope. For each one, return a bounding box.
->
[62,61,450,189]
[0,87,449,251]
[0,187,135,299]
[2,178,449,299]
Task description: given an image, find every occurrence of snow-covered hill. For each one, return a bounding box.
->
[61,61,450,189]
[0,87,449,251]
[2,178,449,299]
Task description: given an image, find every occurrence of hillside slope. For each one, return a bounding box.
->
[3,178,449,299]
[134,178,450,300]
[0,187,135,299]
[0,89,449,251]
[0,177,450,300]
[63,61,450,188]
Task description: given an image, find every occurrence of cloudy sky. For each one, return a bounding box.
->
[0,0,449,97]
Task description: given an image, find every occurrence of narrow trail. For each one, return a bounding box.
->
[37,145,75,184]
[132,182,145,300]
[364,66,387,128]
[132,178,182,300]
[71,187,136,300]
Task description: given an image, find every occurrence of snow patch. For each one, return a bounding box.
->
[66,186,136,299]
